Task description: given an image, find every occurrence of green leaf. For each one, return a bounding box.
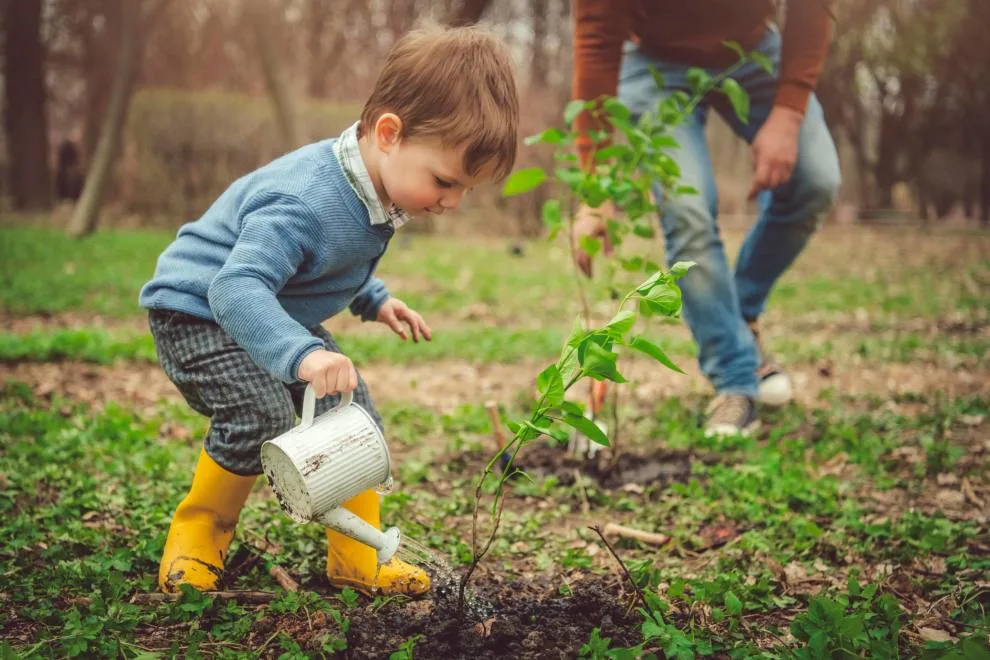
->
[604,309,636,338]
[636,271,664,295]
[602,97,631,122]
[561,413,609,447]
[588,129,610,144]
[581,342,626,383]
[632,223,655,239]
[555,167,584,189]
[644,281,682,315]
[669,261,695,280]
[724,591,743,616]
[673,185,699,197]
[720,78,749,124]
[722,40,746,60]
[524,128,568,146]
[651,134,679,149]
[536,364,565,406]
[751,51,774,75]
[501,167,546,196]
[564,99,588,126]
[559,324,587,383]
[578,235,601,258]
[626,336,685,374]
[686,67,712,95]
[647,65,665,92]
[593,145,630,162]
[560,400,585,417]
[541,199,562,237]
[620,256,643,272]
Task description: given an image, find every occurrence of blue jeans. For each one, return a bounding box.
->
[617,28,841,398]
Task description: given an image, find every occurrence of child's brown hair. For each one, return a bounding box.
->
[360,23,519,182]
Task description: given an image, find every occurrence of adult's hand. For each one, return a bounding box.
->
[572,201,616,278]
[749,106,803,199]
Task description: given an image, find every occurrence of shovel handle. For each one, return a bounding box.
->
[299,385,354,431]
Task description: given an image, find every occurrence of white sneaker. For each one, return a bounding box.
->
[750,321,794,407]
[704,394,761,438]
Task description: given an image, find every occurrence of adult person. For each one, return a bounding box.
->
[571,0,841,436]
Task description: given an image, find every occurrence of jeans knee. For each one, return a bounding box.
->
[802,161,841,215]
[662,199,719,258]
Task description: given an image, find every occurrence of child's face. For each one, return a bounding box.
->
[368,115,494,216]
[379,138,493,216]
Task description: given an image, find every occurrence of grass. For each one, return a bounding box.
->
[3,323,986,370]
[1,384,987,657]
[1,219,989,657]
[2,223,988,324]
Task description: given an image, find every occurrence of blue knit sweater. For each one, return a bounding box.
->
[139,138,393,383]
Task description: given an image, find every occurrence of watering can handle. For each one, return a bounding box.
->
[299,385,354,431]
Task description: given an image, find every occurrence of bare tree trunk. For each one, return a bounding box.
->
[249,0,304,152]
[981,131,990,227]
[306,0,331,98]
[67,0,145,238]
[82,1,123,167]
[3,0,52,211]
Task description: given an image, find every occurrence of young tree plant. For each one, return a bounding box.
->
[457,49,763,614]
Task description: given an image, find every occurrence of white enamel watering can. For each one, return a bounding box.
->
[260,386,400,564]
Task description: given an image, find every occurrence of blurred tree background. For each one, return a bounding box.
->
[1,0,988,235]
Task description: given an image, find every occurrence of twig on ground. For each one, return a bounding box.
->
[961,477,985,509]
[244,533,300,592]
[603,522,671,547]
[590,525,661,625]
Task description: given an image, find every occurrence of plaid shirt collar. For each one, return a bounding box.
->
[333,122,410,229]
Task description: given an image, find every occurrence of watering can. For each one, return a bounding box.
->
[260,386,400,564]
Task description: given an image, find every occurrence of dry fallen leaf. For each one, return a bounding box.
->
[936,473,960,486]
[918,627,954,643]
[784,561,807,583]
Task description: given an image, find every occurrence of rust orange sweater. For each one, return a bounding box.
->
[573,0,834,153]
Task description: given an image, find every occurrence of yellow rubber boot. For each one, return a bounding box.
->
[158,448,256,592]
[326,489,430,596]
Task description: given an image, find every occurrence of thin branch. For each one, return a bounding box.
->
[590,524,661,625]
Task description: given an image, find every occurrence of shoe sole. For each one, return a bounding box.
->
[704,419,762,439]
[757,372,793,407]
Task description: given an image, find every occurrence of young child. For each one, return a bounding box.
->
[139,24,519,596]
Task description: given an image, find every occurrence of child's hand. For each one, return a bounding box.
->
[298,349,358,398]
[376,298,432,342]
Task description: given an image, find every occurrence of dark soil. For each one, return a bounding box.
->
[245,572,642,659]
[520,441,721,490]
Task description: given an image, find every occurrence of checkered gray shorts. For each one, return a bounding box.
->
[149,309,382,476]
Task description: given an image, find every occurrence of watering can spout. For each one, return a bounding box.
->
[319,506,401,565]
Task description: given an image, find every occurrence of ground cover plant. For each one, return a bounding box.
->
[2,62,990,660]
[2,219,989,658]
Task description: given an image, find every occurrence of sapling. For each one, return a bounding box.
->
[457,49,764,614]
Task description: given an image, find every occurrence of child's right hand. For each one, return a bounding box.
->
[298,350,358,398]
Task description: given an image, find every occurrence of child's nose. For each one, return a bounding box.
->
[442,189,466,210]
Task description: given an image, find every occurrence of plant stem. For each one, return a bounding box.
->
[590,524,662,626]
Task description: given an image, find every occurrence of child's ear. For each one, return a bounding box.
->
[374,113,403,153]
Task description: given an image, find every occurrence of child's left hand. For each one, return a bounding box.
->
[376,298,432,342]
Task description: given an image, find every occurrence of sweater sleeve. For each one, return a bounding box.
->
[348,276,390,321]
[207,194,325,383]
[776,0,835,115]
[572,0,630,168]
